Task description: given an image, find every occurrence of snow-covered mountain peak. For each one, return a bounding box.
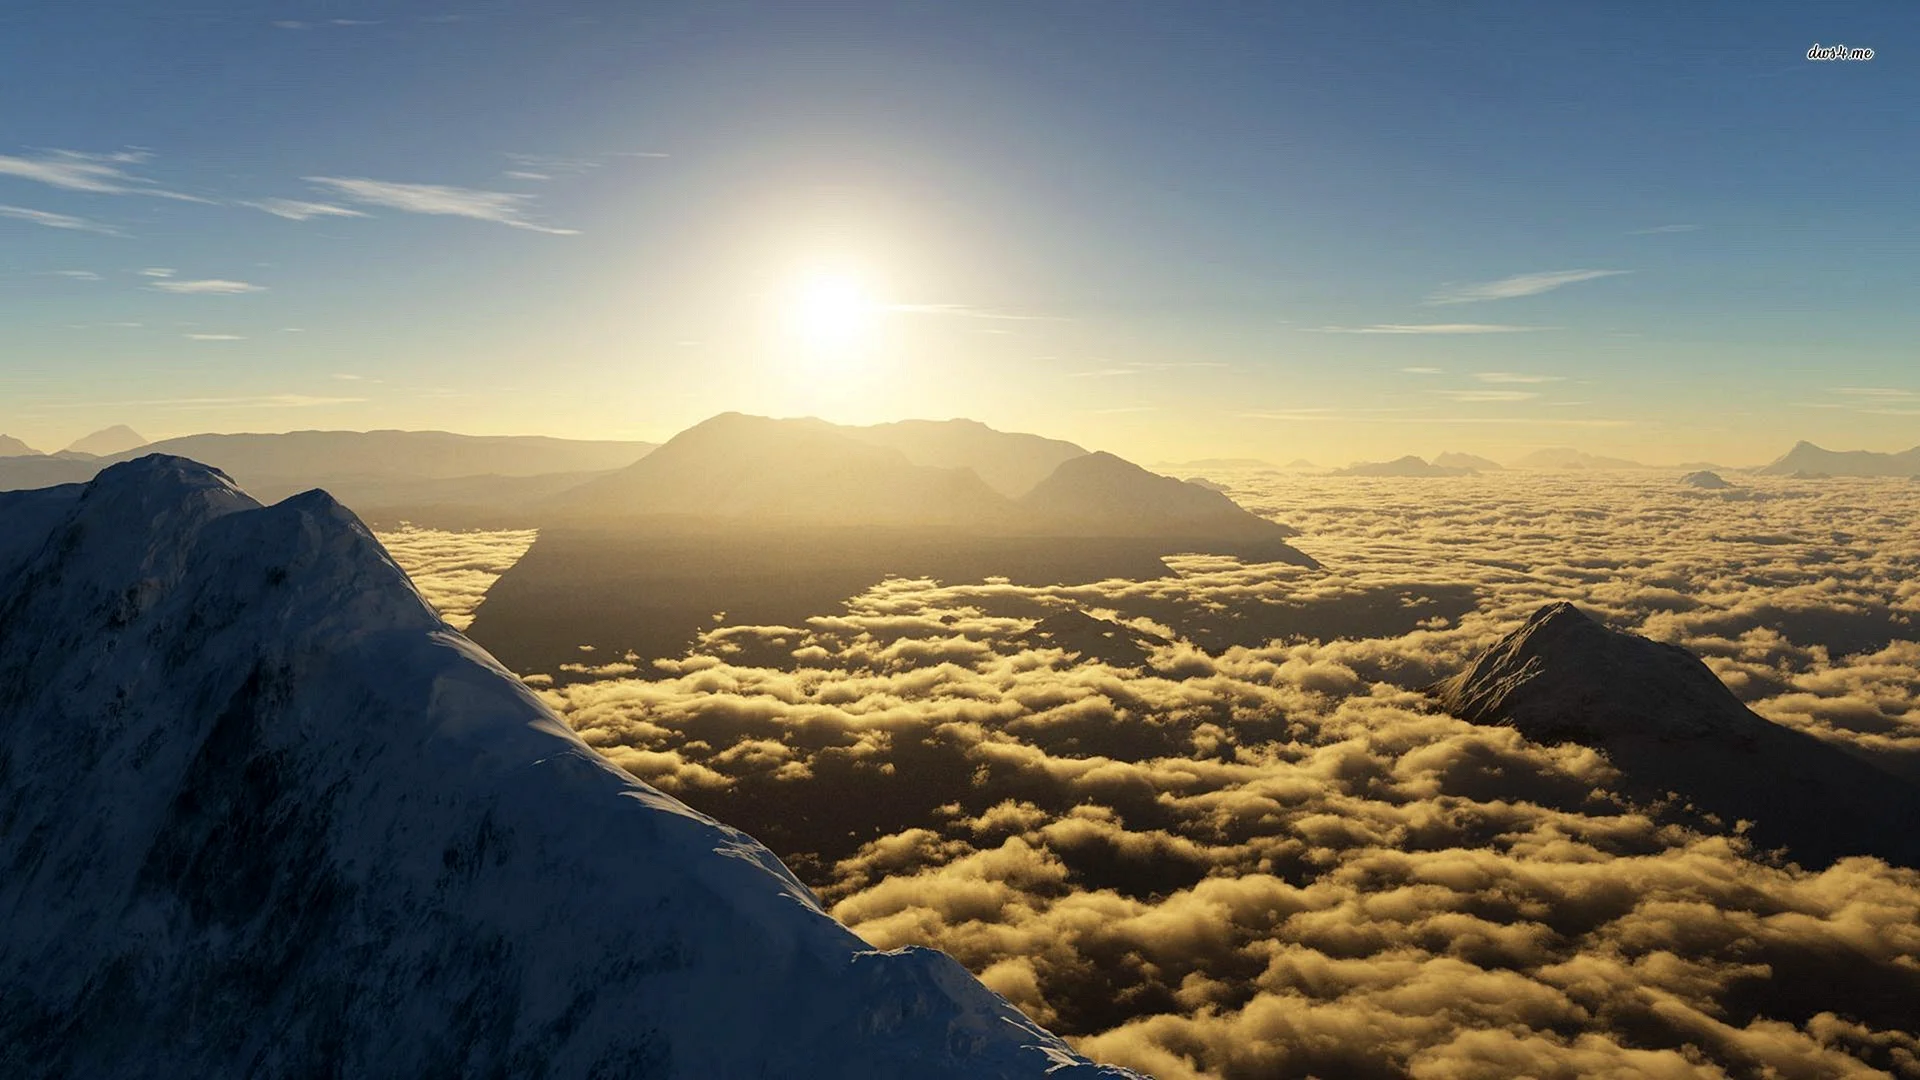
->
[0,458,1140,1078]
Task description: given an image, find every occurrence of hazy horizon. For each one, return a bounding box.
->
[6,4,1916,467]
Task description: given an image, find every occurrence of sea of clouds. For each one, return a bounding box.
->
[388,471,1920,1079]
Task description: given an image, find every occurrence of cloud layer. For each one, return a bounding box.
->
[393,471,1920,1078]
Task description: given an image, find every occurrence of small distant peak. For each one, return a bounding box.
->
[65,424,148,457]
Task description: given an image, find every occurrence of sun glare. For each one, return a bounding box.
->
[785,269,881,354]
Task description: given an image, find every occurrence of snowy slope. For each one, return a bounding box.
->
[0,456,1142,1079]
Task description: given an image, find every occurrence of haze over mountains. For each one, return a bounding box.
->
[1333,455,1474,478]
[0,457,1138,1079]
[477,414,1315,676]
[65,424,148,457]
[1760,440,1920,478]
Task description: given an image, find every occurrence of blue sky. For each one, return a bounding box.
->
[2,2,1915,465]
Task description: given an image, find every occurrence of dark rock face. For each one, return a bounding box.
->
[0,457,1139,1080]
[1435,602,1920,869]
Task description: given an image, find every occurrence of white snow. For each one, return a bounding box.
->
[0,455,1144,1078]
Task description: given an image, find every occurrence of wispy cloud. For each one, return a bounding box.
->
[184,333,245,341]
[1309,323,1551,334]
[48,269,101,280]
[0,148,205,202]
[0,204,124,236]
[1832,387,1914,398]
[890,303,1067,322]
[150,278,267,295]
[1401,366,1445,375]
[1426,269,1629,305]
[273,19,381,30]
[1631,224,1702,234]
[46,394,363,409]
[244,198,368,221]
[1474,372,1565,384]
[1438,389,1541,402]
[137,267,175,278]
[1240,406,1632,427]
[305,176,579,234]
[1068,360,1228,378]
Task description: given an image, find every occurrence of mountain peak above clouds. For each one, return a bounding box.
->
[1758,441,1920,478]
[1682,470,1735,489]
[63,424,146,457]
[1332,455,1472,478]
[1436,602,1920,869]
[555,412,1017,526]
[1433,451,1503,472]
[0,455,1140,1078]
[841,417,1088,498]
[1018,450,1311,552]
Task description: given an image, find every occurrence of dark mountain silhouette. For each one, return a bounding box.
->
[0,456,1138,1079]
[1511,447,1646,470]
[0,456,100,491]
[1758,441,1920,478]
[1435,602,1920,869]
[1333,455,1472,478]
[63,424,146,457]
[1019,451,1306,545]
[1433,451,1503,472]
[0,435,40,457]
[843,418,1088,498]
[554,413,1017,527]
[475,417,1313,677]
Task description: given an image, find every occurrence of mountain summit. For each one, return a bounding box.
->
[1757,440,1920,478]
[63,424,146,457]
[1435,602,1920,869]
[0,456,1138,1078]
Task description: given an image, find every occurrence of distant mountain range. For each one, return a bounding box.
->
[1433,451,1503,472]
[0,457,1139,1078]
[554,413,1306,547]
[1757,440,1920,478]
[474,414,1313,676]
[1436,602,1920,869]
[844,418,1088,497]
[1333,455,1474,478]
[0,429,660,526]
[1510,447,1647,470]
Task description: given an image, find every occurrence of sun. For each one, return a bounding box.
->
[785,268,881,354]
